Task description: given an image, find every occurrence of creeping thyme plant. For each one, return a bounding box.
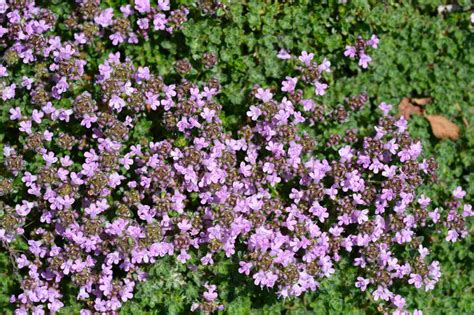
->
[0,1,472,314]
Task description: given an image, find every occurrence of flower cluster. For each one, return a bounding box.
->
[70,0,188,46]
[344,35,379,68]
[191,283,224,313]
[276,49,331,96]
[0,2,471,315]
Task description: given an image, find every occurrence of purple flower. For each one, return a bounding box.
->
[2,83,16,100]
[255,88,273,102]
[318,58,331,73]
[314,81,328,96]
[338,145,353,162]
[135,0,151,13]
[109,95,126,112]
[110,32,125,45]
[200,107,216,122]
[9,107,21,120]
[281,76,298,93]
[137,66,150,80]
[367,35,379,48]
[298,51,314,66]
[408,273,423,288]
[358,53,372,69]
[158,0,170,11]
[277,48,291,60]
[372,286,392,301]
[452,186,466,199]
[203,284,218,301]
[378,102,392,115]
[344,45,356,58]
[15,201,34,217]
[0,65,7,77]
[446,230,459,242]
[95,9,114,27]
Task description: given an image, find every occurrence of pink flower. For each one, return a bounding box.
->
[255,88,273,102]
[0,65,7,77]
[135,0,151,13]
[298,51,314,66]
[452,186,466,199]
[109,95,126,112]
[15,201,34,217]
[277,48,291,60]
[2,83,16,100]
[9,107,21,120]
[94,8,114,27]
[344,45,356,58]
[358,53,372,69]
[446,230,459,242]
[247,105,262,121]
[338,145,353,162]
[137,66,150,80]
[200,107,216,122]
[378,102,392,115]
[314,81,328,96]
[355,277,370,291]
[281,76,298,93]
[367,35,379,48]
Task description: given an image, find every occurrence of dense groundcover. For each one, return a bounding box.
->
[0,1,473,314]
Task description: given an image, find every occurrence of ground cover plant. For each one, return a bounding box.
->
[0,1,473,314]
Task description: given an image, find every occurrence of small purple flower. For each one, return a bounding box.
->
[452,186,466,199]
[2,83,16,100]
[137,66,150,80]
[298,51,314,66]
[281,76,298,93]
[314,81,328,96]
[344,45,356,58]
[277,48,291,60]
[378,102,392,115]
[95,8,114,27]
[408,273,423,288]
[367,35,379,48]
[9,107,21,120]
[109,95,126,112]
[255,88,273,102]
[358,53,372,69]
[135,0,151,13]
[0,64,7,77]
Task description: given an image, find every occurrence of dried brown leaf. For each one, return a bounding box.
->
[426,115,460,140]
[411,97,432,106]
[398,97,423,119]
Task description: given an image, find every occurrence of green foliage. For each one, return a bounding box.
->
[1,0,473,314]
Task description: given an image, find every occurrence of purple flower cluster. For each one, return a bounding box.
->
[276,50,331,96]
[0,2,471,315]
[344,35,379,68]
[75,0,188,46]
